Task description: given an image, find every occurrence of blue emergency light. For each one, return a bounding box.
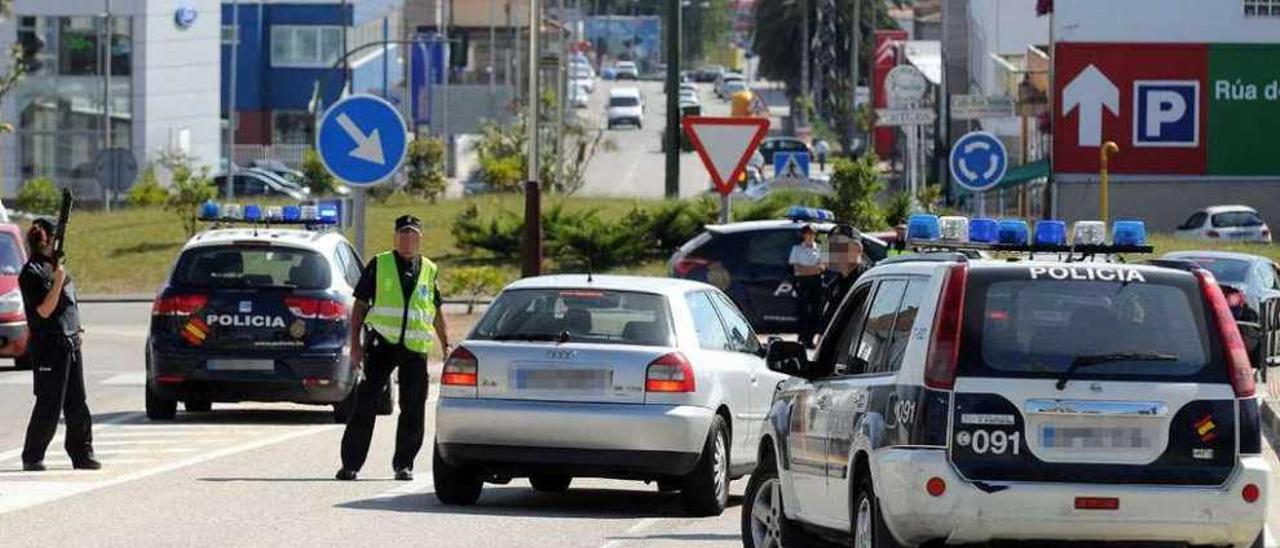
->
[997,219,1030,245]
[907,214,940,240]
[786,206,835,223]
[1034,220,1067,246]
[283,205,302,222]
[243,204,263,222]
[1112,220,1147,246]
[968,218,998,243]
[903,214,1151,258]
[200,201,219,219]
[198,201,340,227]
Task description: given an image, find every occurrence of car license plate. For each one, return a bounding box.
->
[1040,425,1150,449]
[515,369,611,391]
[206,359,276,371]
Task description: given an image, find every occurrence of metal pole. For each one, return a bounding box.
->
[228,0,239,199]
[555,0,566,191]
[523,0,543,277]
[719,193,731,223]
[490,0,498,108]
[662,0,680,198]
[799,0,809,129]
[1099,141,1118,225]
[847,0,859,156]
[103,0,112,210]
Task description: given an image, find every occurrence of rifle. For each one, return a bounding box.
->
[52,189,73,263]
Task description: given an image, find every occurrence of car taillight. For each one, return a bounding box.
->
[441,346,478,386]
[645,352,696,393]
[1195,270,1255,398]
[672,257,709,276]
[284,296,347,321]
[152,294,208,316]
[1206,229,1221,238]
[925,264,967,390]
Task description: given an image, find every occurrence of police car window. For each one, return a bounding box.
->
[749,230,808,266]
[336,244,362,287]
[686,291,730,350]
[1254,262,1277,290]
[0,233,22,275]
[882,278,928,374]
[964,271,1214,381]
[856,279,907,375]
[471,289,674,347]
[709,291,760,355]
[1181,257,1250,284]
[171,246,331,289]
[831,284,875,376]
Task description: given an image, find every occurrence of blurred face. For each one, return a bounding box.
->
[802,230,816,244]
[394,229,421,258]
[829,238,863,273]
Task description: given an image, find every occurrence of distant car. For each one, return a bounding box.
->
[570,66,595,94]
[0,223,29,369]
[720,80,748,100]
[678,89,699,105]
[601,67,617,80]
[680,82,697,94]
[606,87,644,130]
[714,72,744,98]
[433,275,793,515]
[213,169,309,201]
[668,212,888,333]
[695,65,724,83]
[1162,251,1280,363]
[757,136,812,166]
[1175,205,1272,243]
[569,84,590,109]
[614,61,639,80]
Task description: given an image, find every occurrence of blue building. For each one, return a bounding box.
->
[222,0,404,154]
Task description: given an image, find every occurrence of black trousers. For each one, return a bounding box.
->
[794,275,824,347]
[340,336,429,472]
[23,335,94,464]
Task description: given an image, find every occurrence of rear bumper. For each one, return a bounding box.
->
[0,322,29,358]
[436,398,712,476]
[437,443,701,478]
[873,448,1269,546]
[149,347,354,404]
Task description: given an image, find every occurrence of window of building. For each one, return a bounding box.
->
[1245,0,1280,17]
[272,111,314,145]
[271,25,344,68]
[222,25,239,44]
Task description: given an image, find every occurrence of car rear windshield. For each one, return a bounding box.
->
[0,233,22,275]
[1211,211,1263,228]
[1177,257,1250,284]
[959,268,1220,382]
[471,288,674,347]
[171,246,331,290]
[609,96,639,107]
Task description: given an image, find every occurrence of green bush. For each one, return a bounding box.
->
[822,155,886,230]
[300,148,341,196]
[884,190,912,228]
[916,184,944,214]
[126,167,169,207]
[165,163,216,237]
[549,212,647,271]
[15,177,61,215]
[405,137,448,202]
[440,266,508,313]
[451,203,524,259]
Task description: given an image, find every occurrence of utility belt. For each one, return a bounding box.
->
[32,329,83,349]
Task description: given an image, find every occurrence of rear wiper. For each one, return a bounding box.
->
[1056,352,1177,390]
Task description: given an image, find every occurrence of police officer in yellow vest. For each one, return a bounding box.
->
[337,215,450,482]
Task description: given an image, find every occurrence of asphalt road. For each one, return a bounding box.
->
[0,302,1277,547]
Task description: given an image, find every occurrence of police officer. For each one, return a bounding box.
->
[788,224,825,349]
[20,218,98,472]
[821,225,870,328]
[888,223,908,256]
[336,215,450,482]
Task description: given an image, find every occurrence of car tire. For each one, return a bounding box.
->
[184,399,212,413]
[13,353,31,370]
[376,383,394,416]
[680,414,730,516]
[332,388,356,424]
[851,474,902,548]
[529,475,572,493]
[433,442,483,505]
[742,453,809,548]
[145,380,177,421]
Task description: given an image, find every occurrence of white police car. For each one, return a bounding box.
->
[743,215,1270,547]
[145,202,390,422]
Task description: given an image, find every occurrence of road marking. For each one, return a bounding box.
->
[99,372,145,386]
[0,412,144,464]
[0,374,31,384]
[599,517,663,548]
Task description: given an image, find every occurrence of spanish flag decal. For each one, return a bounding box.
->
[1194,414,1217,443]
[182,316,209,346]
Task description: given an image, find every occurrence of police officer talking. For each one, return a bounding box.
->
[20,218,98,472]
[821,225,870,328]
[336,215,450,482]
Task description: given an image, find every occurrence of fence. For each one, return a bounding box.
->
[233,144,311,169]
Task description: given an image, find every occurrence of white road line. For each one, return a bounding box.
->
[0,412,145,464]
[94,431,243,439]
[98,373,146,386]
[0,375,31,384]
[368,478,435,499]
[31,458,157,466]
[0,423,339,515]
[75,448,198,456]
[599,517,663,548]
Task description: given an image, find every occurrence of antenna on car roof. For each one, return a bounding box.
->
[586,259,593,283]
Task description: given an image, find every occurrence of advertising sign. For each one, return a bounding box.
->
[873,29,909,158]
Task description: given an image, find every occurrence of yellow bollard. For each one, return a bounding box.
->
[1099,141,1120,224]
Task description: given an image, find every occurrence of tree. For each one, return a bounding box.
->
[164,159,216,238]
[15,177,59,214]
[300,149,341,196]
[127,166,169,207]
[821,155,885,229]
[440,267,508,314]
[405,137,448,202]
[472,108,613,194]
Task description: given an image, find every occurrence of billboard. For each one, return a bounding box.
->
[873,29,908,159]
[1054,43,1280,178]
[584,16,662,69]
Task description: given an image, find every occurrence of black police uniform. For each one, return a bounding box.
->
[338,253,442,474]
[20,253,94,468]
[821,262,869,328]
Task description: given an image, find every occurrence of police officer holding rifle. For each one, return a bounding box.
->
[20,191,99,472]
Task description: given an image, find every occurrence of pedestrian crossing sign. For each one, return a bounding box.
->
[774,151,810,180]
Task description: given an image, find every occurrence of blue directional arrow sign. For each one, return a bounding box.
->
[316,94,408,186]
[949,131,1008,192]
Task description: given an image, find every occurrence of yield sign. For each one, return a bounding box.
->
[682,116,770,195]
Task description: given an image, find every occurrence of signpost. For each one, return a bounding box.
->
[875,108,937,127]
[682,116,770,223]
[950,130,1009,193]
[94,147,138,195]
[317,94,409,255]
[950,94,1016,120]
[773,151,811,182]
[885,65,928,108]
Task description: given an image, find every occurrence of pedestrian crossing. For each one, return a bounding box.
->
[0,371,146,387]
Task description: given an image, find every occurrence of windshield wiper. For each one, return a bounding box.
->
[1055,352,1178,390]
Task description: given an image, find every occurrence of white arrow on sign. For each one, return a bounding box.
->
[335,113,386,165]
[1063,64,1119,147]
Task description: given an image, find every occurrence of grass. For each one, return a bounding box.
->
[53,197,1280,295]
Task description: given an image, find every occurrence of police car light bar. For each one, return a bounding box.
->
[199,201,340,227]
[786,206,835,223]
[905,214,1153,255]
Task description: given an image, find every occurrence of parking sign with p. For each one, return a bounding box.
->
[1134,80,1199,147]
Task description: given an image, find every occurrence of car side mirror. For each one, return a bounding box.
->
[766,340,810,377]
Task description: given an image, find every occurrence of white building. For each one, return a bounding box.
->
[0,0,222,200]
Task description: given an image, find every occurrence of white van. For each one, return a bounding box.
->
[606,87,644,130]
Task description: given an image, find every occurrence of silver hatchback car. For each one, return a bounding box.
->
[434,275,791,516]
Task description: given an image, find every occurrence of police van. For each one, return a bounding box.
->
[146,202,390,422]
[743,215,1270,547]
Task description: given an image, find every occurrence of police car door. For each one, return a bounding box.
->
[948,264,1248,489]
[742,229,804,331]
